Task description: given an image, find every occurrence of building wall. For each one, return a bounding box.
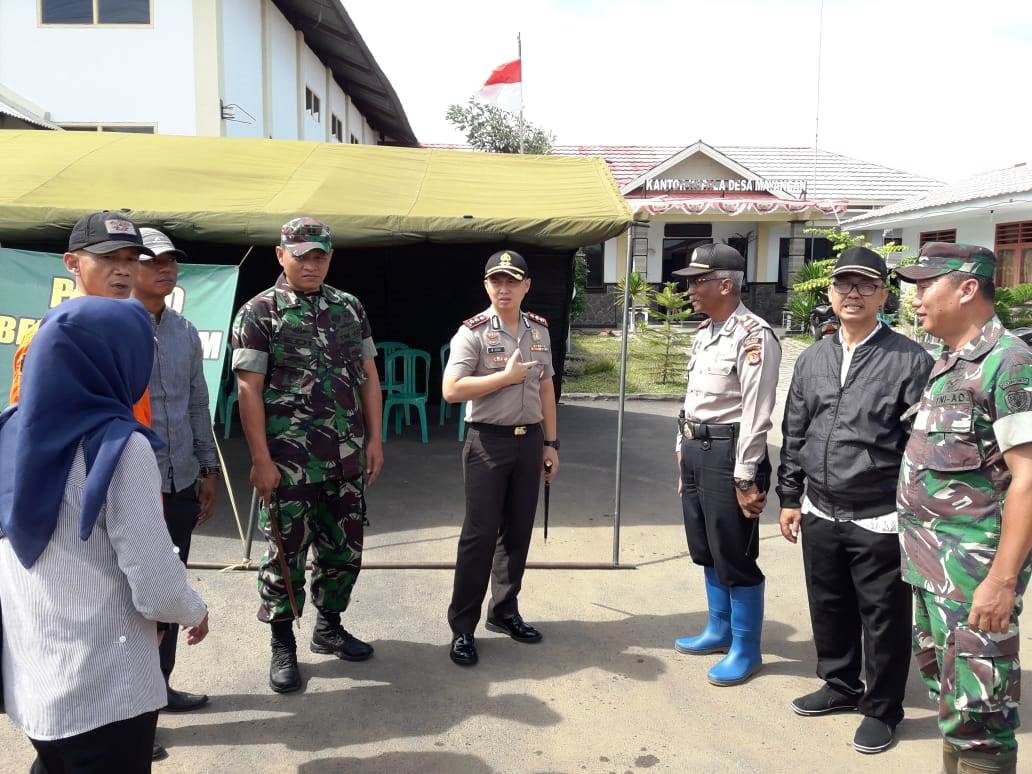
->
[0,0,198,133]
[264,1,298,140]
[220,0,265,137]
[327,77,348,143]
[299,41,324,141]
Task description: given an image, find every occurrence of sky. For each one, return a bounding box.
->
[345,0,1031,183]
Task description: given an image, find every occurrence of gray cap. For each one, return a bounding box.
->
[139,227,187,261]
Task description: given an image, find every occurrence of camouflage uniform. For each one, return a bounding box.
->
[232,273,376,623]
[898,315,1032,754]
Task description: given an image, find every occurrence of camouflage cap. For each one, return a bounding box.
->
[895,242,996,281]
[281,217,332,256]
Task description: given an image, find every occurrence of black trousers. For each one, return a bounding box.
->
[158,481,201,682]
[800,512,912,726]
[29,710,159,774]
[679,436,769,587]
[448,424,543,635]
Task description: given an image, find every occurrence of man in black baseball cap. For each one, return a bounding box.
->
[777,244,932,754]
[9,211,154,408]
[65,210,154,300]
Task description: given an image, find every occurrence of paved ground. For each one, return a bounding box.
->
[2,337,1029,773]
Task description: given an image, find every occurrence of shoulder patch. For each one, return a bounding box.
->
[1004,386,1031,413]
[743,334,763,352]
[463,313,489,330]
[525,311,548,327]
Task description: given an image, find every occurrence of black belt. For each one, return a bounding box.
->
[468,422,542,437]
[677,416,738,441]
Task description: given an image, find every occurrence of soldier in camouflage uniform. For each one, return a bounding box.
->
[232,217,384,694]
[897,243,1032,774]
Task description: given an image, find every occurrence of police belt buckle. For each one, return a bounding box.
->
[514,425,527,436]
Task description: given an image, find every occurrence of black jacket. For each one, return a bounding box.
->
[776,325,933,519]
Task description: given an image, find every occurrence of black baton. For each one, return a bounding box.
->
[543,460,553,541]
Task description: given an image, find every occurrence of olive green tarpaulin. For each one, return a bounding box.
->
[0,131,631,249]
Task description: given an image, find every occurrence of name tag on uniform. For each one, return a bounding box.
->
[530,344,549,352]
[487,346,505,353]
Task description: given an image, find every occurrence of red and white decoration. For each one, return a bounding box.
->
[629,198,848,216]
[474,59,522,113]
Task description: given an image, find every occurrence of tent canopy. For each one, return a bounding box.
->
[0,131,630,249]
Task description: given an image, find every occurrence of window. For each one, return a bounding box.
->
[727,235,750,285]
[305,87,320,121]
[60,124,155,133]
[662,223,712,284]
[995,221,1032,287]
[330,114,343,143]
[778,237,832,291]
[583,243,604,291]
[919,229,956,246]
[41,0,150,25]
[350,133,360,144]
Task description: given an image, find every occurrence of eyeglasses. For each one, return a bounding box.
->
[831,281,883,297]
[687,277,725,288]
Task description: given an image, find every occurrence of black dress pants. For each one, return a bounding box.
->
[679,436,769,587]
[800,512,911,726]
[158,481,201,682]
[29,710,159,774]
[448,425,542,635]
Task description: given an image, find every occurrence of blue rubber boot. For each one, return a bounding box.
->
[707,581,764,686]
[674,566,731,655]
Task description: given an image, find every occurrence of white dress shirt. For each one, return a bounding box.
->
[0,434,207,740]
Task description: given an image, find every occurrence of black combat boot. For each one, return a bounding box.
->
[310,609,374,661]
[269,620,301,693]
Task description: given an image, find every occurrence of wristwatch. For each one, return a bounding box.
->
[200,467,221,478]
[543,439,560,451]
[733,477,754,492]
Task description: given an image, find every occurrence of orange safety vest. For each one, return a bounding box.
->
[9,322,152,427]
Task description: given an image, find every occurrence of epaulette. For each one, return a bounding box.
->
[525,311,549,327]
[742,318,760,333]
[463,313,489,330]
[698,318,712,329]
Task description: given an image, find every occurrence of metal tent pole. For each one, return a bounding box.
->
[613,218,649,566]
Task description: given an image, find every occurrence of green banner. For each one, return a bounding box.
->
[0,249,239,417]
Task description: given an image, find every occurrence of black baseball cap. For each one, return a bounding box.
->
[673,243,745,277]
[831,246,887,280]
[484,249,528,280]
[68,211,155,257]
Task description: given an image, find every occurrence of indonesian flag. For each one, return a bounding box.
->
[474,58,522,113]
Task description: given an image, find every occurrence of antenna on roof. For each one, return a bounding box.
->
[812,0,824,197]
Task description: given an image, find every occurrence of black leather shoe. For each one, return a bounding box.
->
[485,613,542,643]
[450,633,478,666]
[269,621,301,694]
[791,684,861,716]
[165,686,209,712]
[311,627,374,661]
[152,743,168,761]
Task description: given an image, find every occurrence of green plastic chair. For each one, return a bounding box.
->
[216,351,239,439]
[439,343,467,441]
[377,340,410,424]
[382,348,431,443]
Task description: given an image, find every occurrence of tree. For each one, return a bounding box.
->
[571,248,589,321]
[635,282,694,384]
[445,99,555,154]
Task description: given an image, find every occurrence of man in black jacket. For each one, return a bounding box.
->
[777,247,932,754]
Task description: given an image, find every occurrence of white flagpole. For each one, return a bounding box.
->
[518,32,525,155]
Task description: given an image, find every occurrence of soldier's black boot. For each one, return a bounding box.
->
[269,620,301,693]
[311,609,374,662]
